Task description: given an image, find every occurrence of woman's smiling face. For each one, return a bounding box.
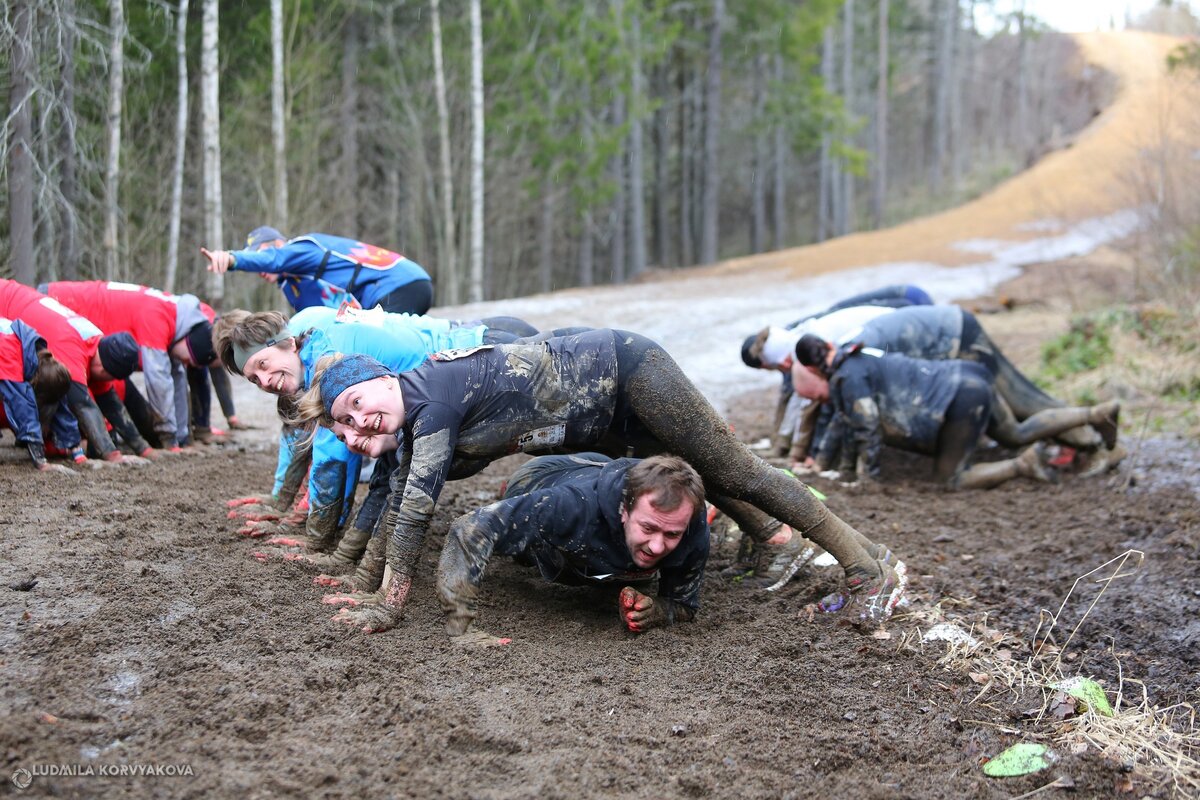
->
[328,375,405,437]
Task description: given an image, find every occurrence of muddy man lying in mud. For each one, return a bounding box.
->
[290,329,908,636]
[792,334,1122,488]
[437,453,710,647]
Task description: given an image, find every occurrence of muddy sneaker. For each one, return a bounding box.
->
[1090,400,1121,450]
[817,558,908,625]
[1077,443,1127,479]
[718,535,758,581]
[1015,443,1058,484]
[751,532,822,592]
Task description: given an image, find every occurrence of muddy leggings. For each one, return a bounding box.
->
[478,316,540,343]
[187,365,237,429]
[599,331,877,578]
[933,367,994,482]
[960,312,1060,420]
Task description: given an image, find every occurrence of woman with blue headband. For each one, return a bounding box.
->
[292,329,908,635]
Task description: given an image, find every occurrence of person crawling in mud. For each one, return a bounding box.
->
[792,334,1121,489]
[290,329,908,637]
[437,453,709,647]
[747,303,1118,474]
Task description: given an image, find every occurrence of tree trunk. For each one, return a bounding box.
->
[610,97,627,285]
[8,0,35,286]
[339,14,360,231]
[201,0,225,303]
[628,4,647,278]
[58,0,80,281]
[677,53,693,266]
[271,0,289,232]
[838,0,855,236]
[430,0,459,304]
[165,0,189,293]
[468,0,485,302]
[772,52,786,251]
[930,0,955,192]
[818,25,835,242]
[538,178,554,293]
[871,0,889,228]
[751,53,767,254]
[652,66,671,268]
[1015,4,1030,163]
[103,0,126,281]
[699,0,724,265]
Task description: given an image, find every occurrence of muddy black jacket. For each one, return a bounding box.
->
[385,331,621,575]
[828,346,963,477]
[460,456,708,612]
[851,305,964,359]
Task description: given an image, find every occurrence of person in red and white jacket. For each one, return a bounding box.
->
[0,279,147,465]
[40,281,217,450]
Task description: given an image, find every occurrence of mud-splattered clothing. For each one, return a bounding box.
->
[827,345,982,478]
[274,306,494,531]
[379,329,874,614]
[438,454,708,630]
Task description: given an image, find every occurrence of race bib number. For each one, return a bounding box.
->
[516,423,566,452]
[430,345,493,361]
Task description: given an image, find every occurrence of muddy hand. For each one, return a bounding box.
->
[618,586,662,633]
[331,604,400,634]
[38,463,78,477]
[321,591,378,607]
[227,494,274,508]
[450,628,513,648]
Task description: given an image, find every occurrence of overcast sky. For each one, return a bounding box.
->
[1028,0,1162,32]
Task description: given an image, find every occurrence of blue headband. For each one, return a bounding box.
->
[319,354,393,417]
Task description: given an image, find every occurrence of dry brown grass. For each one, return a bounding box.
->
[899,552,1200,795]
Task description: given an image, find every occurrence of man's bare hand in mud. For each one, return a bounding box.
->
[38,463,78,477]
[619,587,667,633]
[331,603,400,634]
[117,454,151,467]
[227,508,282,522]
[791,457,818,475]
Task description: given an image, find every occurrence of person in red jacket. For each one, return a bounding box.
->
[0,279,148,465]
[40,281,217,450]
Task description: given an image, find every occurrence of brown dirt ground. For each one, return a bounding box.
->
[2,256,1198,799]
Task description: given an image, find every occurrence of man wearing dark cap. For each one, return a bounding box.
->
[200,227,433,314]
[41,281,217,451]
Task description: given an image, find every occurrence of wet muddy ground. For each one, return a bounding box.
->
[2,249,1199,797]
[1,374,1197,798]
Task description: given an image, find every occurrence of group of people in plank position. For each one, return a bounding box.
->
[1,226,1123,646]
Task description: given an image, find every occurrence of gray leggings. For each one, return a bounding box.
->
[596,331,875,576]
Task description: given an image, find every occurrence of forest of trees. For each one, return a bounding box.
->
[2,0,1187,310]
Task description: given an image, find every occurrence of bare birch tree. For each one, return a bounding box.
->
[430,0,459,303]
[628,3,647,277]
[871,0,889,228]
[8,0,35,285]
[839,0,855,236]
[103,0,126,280]
[201,0,224,302]
[58,0,80,280]
[468,0,484,302]
[165,0,189,293]
[271,0,289,232]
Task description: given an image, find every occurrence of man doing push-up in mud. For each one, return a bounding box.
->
[437,453,709,647]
